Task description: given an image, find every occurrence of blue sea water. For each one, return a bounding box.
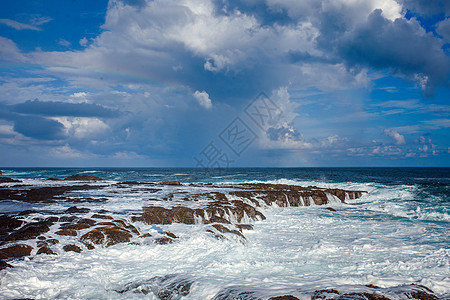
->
[0,167,449,299]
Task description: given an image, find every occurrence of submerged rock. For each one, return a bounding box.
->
[5,219,55,241]
[63,244,82,253]
[37,246,56,255]
[64,174,103,181]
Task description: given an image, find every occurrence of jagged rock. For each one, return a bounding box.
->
[63,244,82,253]
[270,296,299,300]
[60,222,92,230]
[55,229,77,236]
[0,244,33,258]
[65,206,91,214]
[80,226,132,247]
[0,177,21,183]
[164,232,178,239]
[37,246,56,255]
[136,206,201,225]
[64,174,102,181]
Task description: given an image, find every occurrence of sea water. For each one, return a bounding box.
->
[0,167,448,299]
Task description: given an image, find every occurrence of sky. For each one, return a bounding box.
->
[0,0,449,167]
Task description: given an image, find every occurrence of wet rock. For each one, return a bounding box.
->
[0,260,12,270]
[137,206,201,225]
[0,177,21,183]
[0,184,101,203]
[270,296,299,300]
[159,181,182,186]
[47,177,63,181]
[63,244,82,253]
[60,222,92,230]
[164,232,178,239]
[211,224,245,240]
[91,214,114,220]
[154,236,174,245]
[6,219,54,241]
[65,206,91,214]
[0,215,23,235]
[0,170,2,175]
[212,287,260,300]
[64,174,102,181]
[326,207,337,212]
[236,224,253,230]
[80,226,132,247]
[37,246,56,255]
[55,229,77,236]
[0,244,33,258]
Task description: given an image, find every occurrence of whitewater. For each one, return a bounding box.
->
[0,168,448,299]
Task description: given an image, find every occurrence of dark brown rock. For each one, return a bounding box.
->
[0,244,33,258]
[47,178,63,181]
[326,207,337,212]
[55,229,77,236]
[138,206,200,225]
[6,219,53,241]
[270,296,299,300]
[80,226,132,247]
[63,244,82,253]
[37,246,56,255]
[154,236,174,244]
[91,214,114,220]
[60,223,91,230]
[0,260,12,270]
[65,206,91,214]
[164,232,178,239]
[211,224,245,239]
[159,181,182,186]
[0,177,21,183]
[64,174,102,181]
[236,224,253,230]
[0,215,23,235]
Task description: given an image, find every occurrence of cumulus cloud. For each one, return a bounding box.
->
[383,128,406,145]
[193,90,212,109]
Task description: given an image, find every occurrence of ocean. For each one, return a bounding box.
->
[0,167,448,299]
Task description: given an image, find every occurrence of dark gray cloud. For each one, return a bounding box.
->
[13,115,65,140]
[336,9,450,94]
[11,99,120,118]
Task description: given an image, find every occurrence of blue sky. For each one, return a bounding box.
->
[0,0,449,167]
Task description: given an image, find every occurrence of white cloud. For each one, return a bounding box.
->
[0,19,40,31]
[58,39,71,48]
[383,128,406,145]
[52,117,110,139]
[0,37,26,62]
[193,90,212,109]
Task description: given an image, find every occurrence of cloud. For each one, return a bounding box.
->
[0,37,26,62]
[58,39,72,48]
[437,18,450,41]
[10,99,120,118]
[0,19,40,31]
[383,128,406,145]
[13,115,65,140]
[193,90,212,109]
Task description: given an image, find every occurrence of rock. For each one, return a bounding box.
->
[37,246,56,255]
[0,244,33,258]
[60,223,92,230]
[0,176,21,183]
[91,214,114,220]
[211,224,245,240]
[6,219,54,241]
[270,296,299,300]
[0,170,2,175]
[164,232,178,239]
[326,207,337,212]
[80,226,132,247]
[63,244,82,253]
[236,224,253,230]
[0,260,12,270]
[64,174,102,181]
[137,206,201,225]
[55,229,77,236]
[0,215,23,235]
[65,206,91,214]
[159,181,182,186]
[46,177,63,181]
[154,237,174,244]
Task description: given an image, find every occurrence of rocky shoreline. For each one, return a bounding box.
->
[0,174,441,299]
